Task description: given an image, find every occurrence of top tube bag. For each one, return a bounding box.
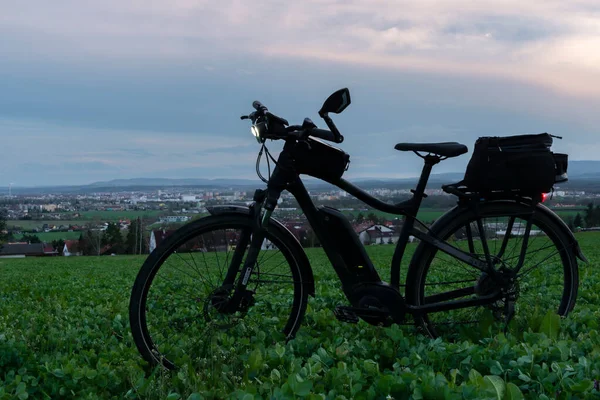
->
[292,137,350,183]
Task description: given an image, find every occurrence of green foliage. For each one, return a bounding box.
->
[20,233,41,244]
[573,213,583,229]
[51,239,66,254]
[0,232,599,398]
[356,213,365,223]
[102,222,123,247]
[125,218,148,255]
[539,310,561,340]
[80,229,103,255]
[583,202,600,228]
[366,212,379,224]
[14,231,82,242]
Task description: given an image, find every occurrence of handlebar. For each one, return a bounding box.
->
[243,100,340,143]
[307,128,336,142]
[252,100,268,114]
[283,126,336,142]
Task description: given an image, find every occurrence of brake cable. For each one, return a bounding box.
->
[255,145,268,184]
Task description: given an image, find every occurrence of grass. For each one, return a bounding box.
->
[340,207,445,223]
[1,225,599,398]
[553,209,585,219]
[77,210,166,221]
[8,211,195,232]
[9,205,583,234]
[343,206,585,225]
[13,231,83,242]
[7,220,86,230]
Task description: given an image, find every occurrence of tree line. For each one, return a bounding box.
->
[77,218,148,255]
[560,202,600,231]
[571,203,600,229]
[0,213,150,256]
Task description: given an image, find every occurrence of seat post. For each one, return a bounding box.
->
[390,154,440,289]
[412,155,440,207]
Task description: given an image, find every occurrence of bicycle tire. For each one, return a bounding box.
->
[129,213,309,370]
[406,200,578,339]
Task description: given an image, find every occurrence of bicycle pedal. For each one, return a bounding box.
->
[334,306,359,324]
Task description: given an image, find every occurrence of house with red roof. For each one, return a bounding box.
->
[63,240,82,256]
[0,243,58,258]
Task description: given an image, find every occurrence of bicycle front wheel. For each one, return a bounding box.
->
[406,201,578,339]
[129,213,309,372]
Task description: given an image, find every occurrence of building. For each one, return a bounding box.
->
[63,240,82,256]
[0,243,58,258]
[356,224,401,245]
[149,229,176,253]
[159,216,191,224]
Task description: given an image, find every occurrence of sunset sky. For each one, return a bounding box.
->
[2,0,599,186]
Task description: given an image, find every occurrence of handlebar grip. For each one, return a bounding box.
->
[309,128,336,142]
[252,100,268,113]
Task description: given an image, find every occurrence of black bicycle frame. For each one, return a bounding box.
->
[230,141,506,315]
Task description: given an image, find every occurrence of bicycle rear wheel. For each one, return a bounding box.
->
[129,214,309,372]
[406,201,578,339]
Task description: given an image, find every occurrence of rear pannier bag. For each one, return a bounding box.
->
[292,137,350,183]
[463,133,568,193]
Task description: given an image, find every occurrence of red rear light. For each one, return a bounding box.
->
[541,193,549,202]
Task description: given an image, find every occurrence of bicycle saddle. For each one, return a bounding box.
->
[394,142,468,158]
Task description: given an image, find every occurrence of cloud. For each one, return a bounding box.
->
[2,0,599,98]
[2,1,600,186]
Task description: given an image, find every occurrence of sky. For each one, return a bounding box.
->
[1,0,599,187]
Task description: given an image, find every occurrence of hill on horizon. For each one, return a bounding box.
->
[7,160,600,194]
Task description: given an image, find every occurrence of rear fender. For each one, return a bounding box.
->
[207,205,316,296]
[414,201,588,264]
[535,203,588,263]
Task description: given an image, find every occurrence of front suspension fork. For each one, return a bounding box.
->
[225,188,279,311]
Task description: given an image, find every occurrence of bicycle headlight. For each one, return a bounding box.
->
[251,121,267,143]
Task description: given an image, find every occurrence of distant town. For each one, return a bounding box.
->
[1,177,598,258]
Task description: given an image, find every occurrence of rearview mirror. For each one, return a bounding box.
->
[319,88,351,115]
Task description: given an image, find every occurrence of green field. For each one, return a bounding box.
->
[342,207,585,224]
[1,232,599,398]
[14,231,83,242]
[7,211,166,231]
[7,211,200,234]
[553,209,586,219]
[9,207,583,235]
[77,210,165,221]
[7,220,85,231]
[340,207,444,223]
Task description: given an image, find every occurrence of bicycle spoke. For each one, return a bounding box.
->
[257,257,288,277]
[136,220,303,371]
[159,262,212,296]
[496,216,515,259]
[517,248,562,278]
[210,231,223,284]
[413,205,573,340]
